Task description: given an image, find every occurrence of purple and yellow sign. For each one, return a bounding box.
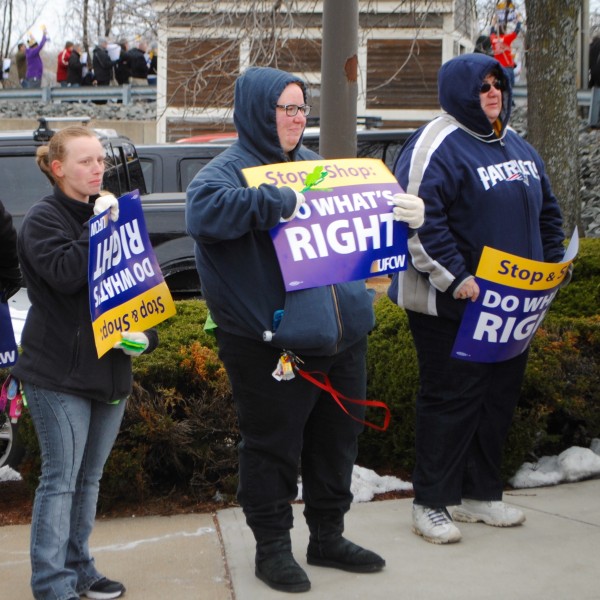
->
[243,158,409,291]
[452,230,578,363]
[0,301,18,367]
[88,190,176,357]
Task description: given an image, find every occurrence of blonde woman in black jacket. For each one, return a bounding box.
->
[13,126,157,600]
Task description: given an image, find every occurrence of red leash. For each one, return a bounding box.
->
[272,351,391,432]
[295,367,391,432]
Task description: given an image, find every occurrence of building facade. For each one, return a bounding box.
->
[153,1,476,142]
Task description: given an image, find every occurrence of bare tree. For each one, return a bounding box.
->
[0,0,44,58]
[525,0,581,234]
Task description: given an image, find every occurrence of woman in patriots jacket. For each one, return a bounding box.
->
[389,53,565,545]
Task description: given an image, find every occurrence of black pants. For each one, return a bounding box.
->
[406,310,528,507]
[215,329,366,534]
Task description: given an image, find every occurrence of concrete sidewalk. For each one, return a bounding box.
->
[1,478,599,599]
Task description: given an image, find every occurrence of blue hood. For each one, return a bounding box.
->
[438,53,512,139]
[234,66,308,164]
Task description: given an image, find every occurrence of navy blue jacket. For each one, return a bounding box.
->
[389,53,565,321]
[186,67,375,355]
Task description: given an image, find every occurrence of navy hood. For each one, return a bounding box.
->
[233,66,307,164]
[438,53,512,139]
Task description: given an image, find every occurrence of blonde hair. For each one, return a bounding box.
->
[35,126,99,186]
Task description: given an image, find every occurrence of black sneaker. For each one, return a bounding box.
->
[83,577,126,599]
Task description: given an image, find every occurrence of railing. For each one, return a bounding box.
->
[0,85,156,105]
[1,84,596,127]
[513,86,599,127]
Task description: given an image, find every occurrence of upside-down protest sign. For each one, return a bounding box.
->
[88,190,176,357]
[243,158,409,291]
[452,229,578,363]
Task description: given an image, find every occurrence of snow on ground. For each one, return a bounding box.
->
[3,442,600,499]
[509,439,600,488]
[0,465,22,482]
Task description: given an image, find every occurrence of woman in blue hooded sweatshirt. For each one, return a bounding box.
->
[389,54,565,545]
[186,66,424,593]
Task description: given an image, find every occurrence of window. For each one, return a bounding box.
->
[1,155,52,219]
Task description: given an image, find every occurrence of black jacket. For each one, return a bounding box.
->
[67,49,83,85]
[125,47,148,79]
[12,186,158,402]
[93,45,113,85]
[0,199,22,300]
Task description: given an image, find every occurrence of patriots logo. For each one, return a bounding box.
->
[477,159,538,190]
[506,172,529,186]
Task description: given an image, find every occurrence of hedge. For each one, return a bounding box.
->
[11,238,600,508]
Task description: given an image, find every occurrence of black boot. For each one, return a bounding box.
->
[254,530,311,593]
[306,518,386,573]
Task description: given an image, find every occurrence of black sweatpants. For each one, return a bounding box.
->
[406,310,528,507]
[215,329,367,534]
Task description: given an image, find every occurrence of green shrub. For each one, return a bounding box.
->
[99,300,239,508]
[359,297,418,474]
[11,239,600,505]
[549,237,600,317]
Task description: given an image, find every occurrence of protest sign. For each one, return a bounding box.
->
[452,230,579,363]
[243,158,409,291]
[88,190,176,357]
[0,300,18,367]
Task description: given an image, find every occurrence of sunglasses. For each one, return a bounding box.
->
[480,80,503,93]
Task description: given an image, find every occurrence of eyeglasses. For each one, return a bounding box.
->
[276,103,312,117]
[480,80,503,93]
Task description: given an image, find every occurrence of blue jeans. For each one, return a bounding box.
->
[24,383,126,600]
[23,77,41,88]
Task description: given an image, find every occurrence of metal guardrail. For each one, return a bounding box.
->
[0,85,156,105]
[512,86,599,127]
[1,84,596,126]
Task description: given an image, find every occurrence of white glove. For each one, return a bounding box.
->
[391,193,425,229]
[280,191,306,223]
[94,193,119,222]
[113,331,149,356]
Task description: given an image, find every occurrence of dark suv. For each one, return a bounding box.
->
[0,117,148,223]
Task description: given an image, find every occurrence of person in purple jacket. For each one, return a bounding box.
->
[24,26,47,88]
[389,53,565,545]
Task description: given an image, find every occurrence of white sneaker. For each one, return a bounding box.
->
[453,499,526,527]
[412,504,462,544]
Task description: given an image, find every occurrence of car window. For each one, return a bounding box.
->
[2,155,52,218]
[103,143,124,196]
[179,158,213,191]
[357,141,403,170]
[120,141,147,195]
[301,137,403,170]
[139,158,156,193]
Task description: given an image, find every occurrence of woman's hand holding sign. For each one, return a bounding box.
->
[113,331,149,356]
[391,193,425,229]
[93,193,119,222]
[280,190,306,222]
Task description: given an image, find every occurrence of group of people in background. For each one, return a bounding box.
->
[474,12,523,87]
[11,33,157,89]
